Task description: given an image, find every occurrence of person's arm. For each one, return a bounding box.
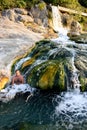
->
[21,76,24,84]
[11,77,14,85]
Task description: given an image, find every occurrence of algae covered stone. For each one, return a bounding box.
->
[27,60,66,91]
[12,39,87,92]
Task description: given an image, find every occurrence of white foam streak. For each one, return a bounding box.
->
[24,59,47,75]
[15,57,31,70]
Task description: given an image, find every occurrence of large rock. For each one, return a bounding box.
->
[0,17,44,89]
[1,8,33,23]
[1,9,16,21]
[16,15,34,23]
[11,40,73,91]
[0,69,9,90]
[69,20,82,36]
[61,13,73,27]
[14,8,28,15]
[30,1,48,27]
[12,39,87,92]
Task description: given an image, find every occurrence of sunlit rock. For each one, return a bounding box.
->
[68,21,82,36]
[0,76,9,90]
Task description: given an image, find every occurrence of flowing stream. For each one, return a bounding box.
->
[0,6,87,130]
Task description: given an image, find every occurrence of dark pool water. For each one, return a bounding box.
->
[1,89,87,130]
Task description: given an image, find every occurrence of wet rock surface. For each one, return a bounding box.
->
[12,38,87,91]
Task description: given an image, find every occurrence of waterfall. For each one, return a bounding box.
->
[51,5,81,90]
[51,5,69,44]
[51,6,68,34]
[51,6,63,32]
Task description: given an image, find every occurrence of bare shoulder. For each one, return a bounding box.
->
[20,75,24,78]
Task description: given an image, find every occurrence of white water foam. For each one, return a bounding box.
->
[55,91,87,117]
[0,84,35,103]
[53,91,87,129]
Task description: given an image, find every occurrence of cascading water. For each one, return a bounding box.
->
[52,5,69,41]
[64,47,81,90]
[0,5,87,130]
[50,6,87,129]
[52,5,81,90]
[52,6,63,32]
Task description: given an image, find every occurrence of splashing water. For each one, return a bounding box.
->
[52,91,87,129]
[0,84,35,103]
[0,5,87,130]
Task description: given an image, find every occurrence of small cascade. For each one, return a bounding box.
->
[70,56,81,90]
[51,6,63,32]
[51,5,70,44]
[24,59,47,76]
[64,47,81,90]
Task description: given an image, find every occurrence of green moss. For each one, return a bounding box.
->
[71,14,87,32]
[27,60,66,91]
[16,0,26,8]
[11,40,72,91]
[38,2,46,10]
[54,63,66,91]
[58,64,66,90]
[38,63,58,89]
[79,76,86,91]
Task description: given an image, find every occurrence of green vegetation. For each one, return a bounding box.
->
[44,0,87,12]
[78,0,87,8]
[38,2,46,10]
[0,0,40,10]
[70,14,87,31]
[0,0,87,11]
[79,76,86,91]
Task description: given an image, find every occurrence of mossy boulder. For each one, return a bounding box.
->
[11,40,73,91]
[27,61,66,91]
[12,39,87,92]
